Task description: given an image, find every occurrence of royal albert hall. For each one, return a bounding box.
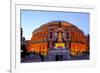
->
[26,21,89,59]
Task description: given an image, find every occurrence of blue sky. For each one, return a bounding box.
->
[21,10,90,40]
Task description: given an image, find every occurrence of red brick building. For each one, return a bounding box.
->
[26,21,89,56]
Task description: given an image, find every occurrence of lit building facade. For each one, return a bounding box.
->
[26,21,89,57]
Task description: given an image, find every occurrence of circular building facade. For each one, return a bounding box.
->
[27,21,88,57]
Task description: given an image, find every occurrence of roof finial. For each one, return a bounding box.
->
[58,21,61,28]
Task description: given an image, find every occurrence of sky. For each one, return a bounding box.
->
[21,10,90,40]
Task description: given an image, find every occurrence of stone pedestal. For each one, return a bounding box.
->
[48,48,70,61]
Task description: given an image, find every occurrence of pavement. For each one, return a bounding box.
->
[21,53,89,63]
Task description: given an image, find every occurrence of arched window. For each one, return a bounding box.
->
[50,32,53,39]
[66,32,70,39]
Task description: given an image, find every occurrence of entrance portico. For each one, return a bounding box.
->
[48,48,70,61]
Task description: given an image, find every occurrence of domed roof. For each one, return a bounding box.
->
[40,20,78,28]
[33,20,84,34]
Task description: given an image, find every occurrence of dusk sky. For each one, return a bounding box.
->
[21,10,90,40]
